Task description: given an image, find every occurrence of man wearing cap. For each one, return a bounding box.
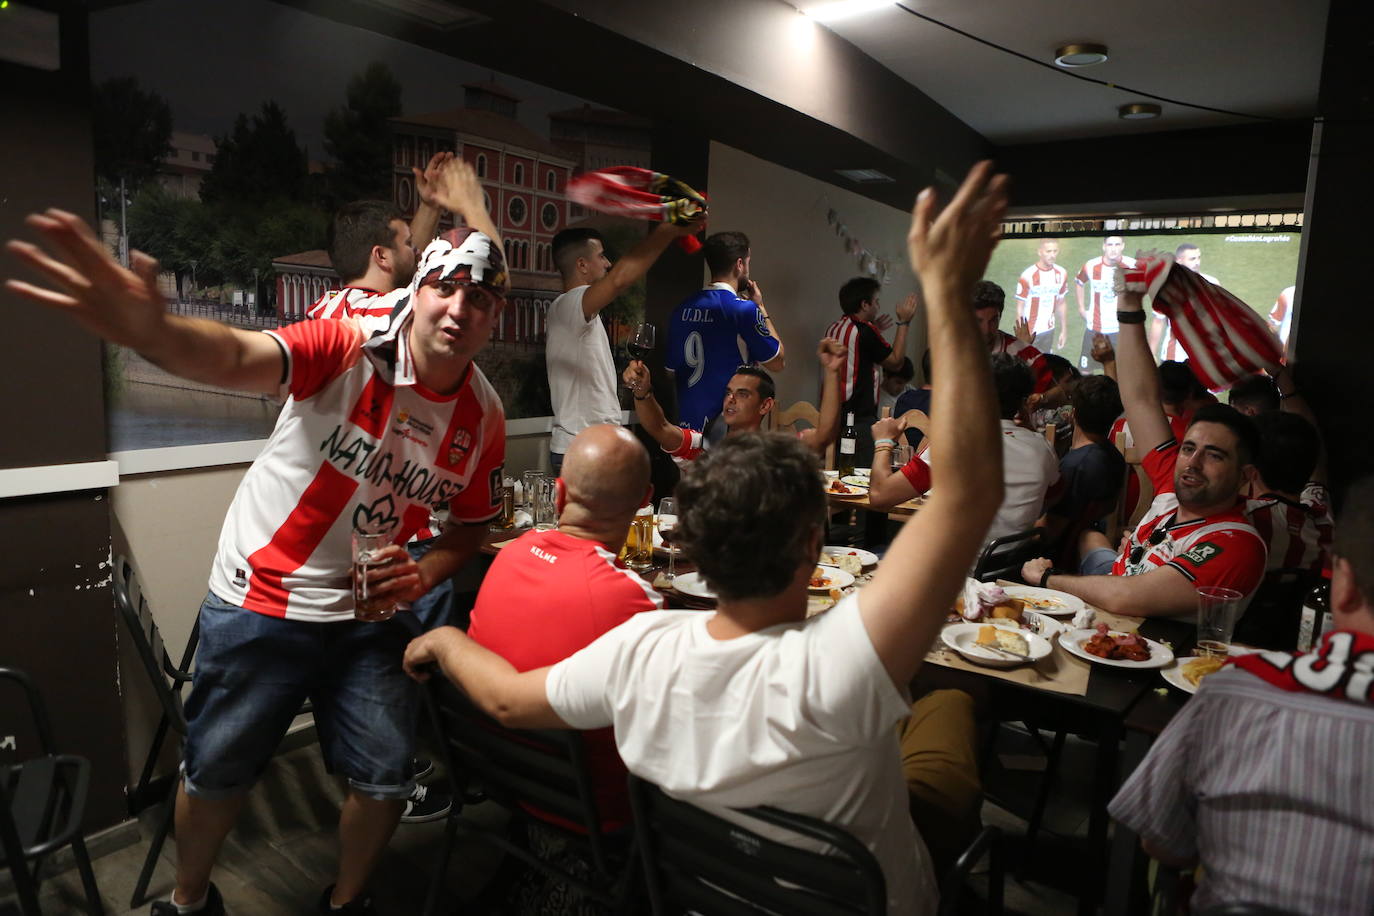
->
[7,205,512,914]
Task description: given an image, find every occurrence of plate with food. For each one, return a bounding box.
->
[826,479,867,497]
[1058,624,1175,669]
[821,546,879,571]
[670,572,717,600]
[952,580,1030,624]
[942,622,1053,669]
[1160,646,1254,694]
[840,475,871,490]
[808,564,855,592]
[1001,585,1084,618]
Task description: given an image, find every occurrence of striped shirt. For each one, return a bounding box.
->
[1246,482,1333,575]
[824,315,890,416]
[306,285,408,321]
[991,331,1054,394]
[1076,255,1136,333]
[1015,263,1068,335]
[1110,665,1374,913]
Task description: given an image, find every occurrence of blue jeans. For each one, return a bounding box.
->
[181,593,417,801]
[549,450,564,474]
[1080,546,1118,577]
[405,537,455,632]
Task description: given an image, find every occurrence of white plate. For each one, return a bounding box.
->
[1001,585,1085,618]
[806,594,836,617]
[821,546,879,567]
[826,481,867,497]
[1058,628,1175,669]
[840,475,871,490]
[942,623,1053,668]
[652,527,682,555]
[809,565,855,591]
[1160,645,1254,694]
[852,467,871,477]
[670,572,717,600]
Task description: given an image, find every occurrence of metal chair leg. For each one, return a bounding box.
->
[1019,728,1067,874]
[421,810,460,916]
[9,858,44,915]
[130,775,178,908]
[70,833,105,914]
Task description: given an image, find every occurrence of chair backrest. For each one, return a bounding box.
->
[112,557,196,735]
[897,409,932,446]
[773,400,819,432]
[428,679,616,873]
[629,776,886,916]
[973,528,1045,583]
[1104,431,1154,543]
[1232,566,1317,651]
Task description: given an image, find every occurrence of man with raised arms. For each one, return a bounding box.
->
[400,161,1010,915]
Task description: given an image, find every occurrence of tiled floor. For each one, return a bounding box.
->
[6,723,1104,915]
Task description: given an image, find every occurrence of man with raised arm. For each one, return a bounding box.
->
[546,218,703,472]
[666,230,786,433]
[623,338,846,463]
[1022,253,1267,617]
[8,196,509,914]
[401,162,1009,914]
[309,152,477,321]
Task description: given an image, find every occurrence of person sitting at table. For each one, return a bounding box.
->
[1038,374,1125,567]
[1108,475,1374,913]
[622,337,847,463]
[467,424,660,837]
[893,348,934,450]
[399,161,1011,915]
[1021,261,1267,617]
[867,354,1059,550]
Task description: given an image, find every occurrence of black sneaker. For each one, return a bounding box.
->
[149,883,224,915]
[399,782,452,824]
[412,756,435,781]
[317,885,377,914]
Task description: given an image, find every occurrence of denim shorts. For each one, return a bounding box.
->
[181,592,417,801]
[1080,547,1118,577]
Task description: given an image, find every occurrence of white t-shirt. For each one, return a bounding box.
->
[986,419,1060,544]
[545,285,622,454]
[546,593,935,915]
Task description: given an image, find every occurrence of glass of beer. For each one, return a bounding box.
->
[626,506,655,572]
[352,529,398,622]
[495,478,516,529]
[1196,586,1243,656]
[533,476,558,531]
[522,470,545,514]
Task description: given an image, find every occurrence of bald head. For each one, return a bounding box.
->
[560,425,651,522]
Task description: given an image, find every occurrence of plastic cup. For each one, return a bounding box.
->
[1196,586,1243,656]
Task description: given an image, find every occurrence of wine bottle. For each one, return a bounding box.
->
[838,412,857,477]
[1296,567,1331,652]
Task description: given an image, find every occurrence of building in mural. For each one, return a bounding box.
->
[272,249,337,322]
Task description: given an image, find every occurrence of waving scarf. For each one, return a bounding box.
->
[1117,250,1285,390]
[566,166,706,253]
[1230,630,1374,704]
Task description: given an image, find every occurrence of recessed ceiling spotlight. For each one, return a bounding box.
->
[1118,102,1162,120]
[1054,43,1109,67]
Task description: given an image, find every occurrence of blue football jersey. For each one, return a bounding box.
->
[666,288,780,431]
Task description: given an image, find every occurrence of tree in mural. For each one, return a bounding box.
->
[323,61,404,206]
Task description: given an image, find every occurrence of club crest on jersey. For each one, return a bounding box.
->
[447,428,474,465]
[1182,541,1223,566]
[353,495,400,535]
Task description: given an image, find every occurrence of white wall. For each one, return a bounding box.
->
[705,142,928,408]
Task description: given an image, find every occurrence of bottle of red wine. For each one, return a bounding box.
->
[838,412,857,477]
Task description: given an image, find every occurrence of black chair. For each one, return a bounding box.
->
[1232,567,1316,651]
[938,825,1004,916]
[0,667,103,915]
[422,679,637,916]
[628,775,886,916]
[973,529,1045,584]
[112,556,198,909]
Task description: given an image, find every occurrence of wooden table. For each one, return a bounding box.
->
[826,489,923,517]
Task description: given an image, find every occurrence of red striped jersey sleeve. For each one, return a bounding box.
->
[265,318,365,401]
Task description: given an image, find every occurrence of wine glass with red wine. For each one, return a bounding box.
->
[628,322,656,361]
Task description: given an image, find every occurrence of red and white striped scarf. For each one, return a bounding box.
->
[566,166,706,253]
[1232,630,1374,704]
[1118,251,1285,390]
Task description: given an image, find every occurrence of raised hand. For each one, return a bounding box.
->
[895,292,919,323]
[6,209,169,352]
[622,359,650,395]
[1091,332,1116,364]
[908,161,1009,295]
[870,414,907,443]
[428,156,485,222]
[873,313,894,331]
[817,336,848,372]
[1014,316,1033,343]
[413,151,456,208]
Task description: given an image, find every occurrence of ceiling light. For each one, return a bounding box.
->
[1054,43,1109,67]
[835,168,893,183]
[1118,102,1162,120]
[802,0,895,23]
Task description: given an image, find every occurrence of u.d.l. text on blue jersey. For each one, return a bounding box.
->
[318,424,466,510]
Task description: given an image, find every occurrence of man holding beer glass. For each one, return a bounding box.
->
[6,193,508,913]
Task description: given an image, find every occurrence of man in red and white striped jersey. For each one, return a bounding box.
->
[7,178,508,914]
[973,280,1054,394]
[1075,235,1136,371]
[1015,239,1068,353]
[1023,271,1266,617]
[1150,243,1220,362]
[307,151,454,322]
[825,277,917,466]
[1269,284,1296,345]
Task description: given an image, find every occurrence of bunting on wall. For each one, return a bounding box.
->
[825,206,893,284]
